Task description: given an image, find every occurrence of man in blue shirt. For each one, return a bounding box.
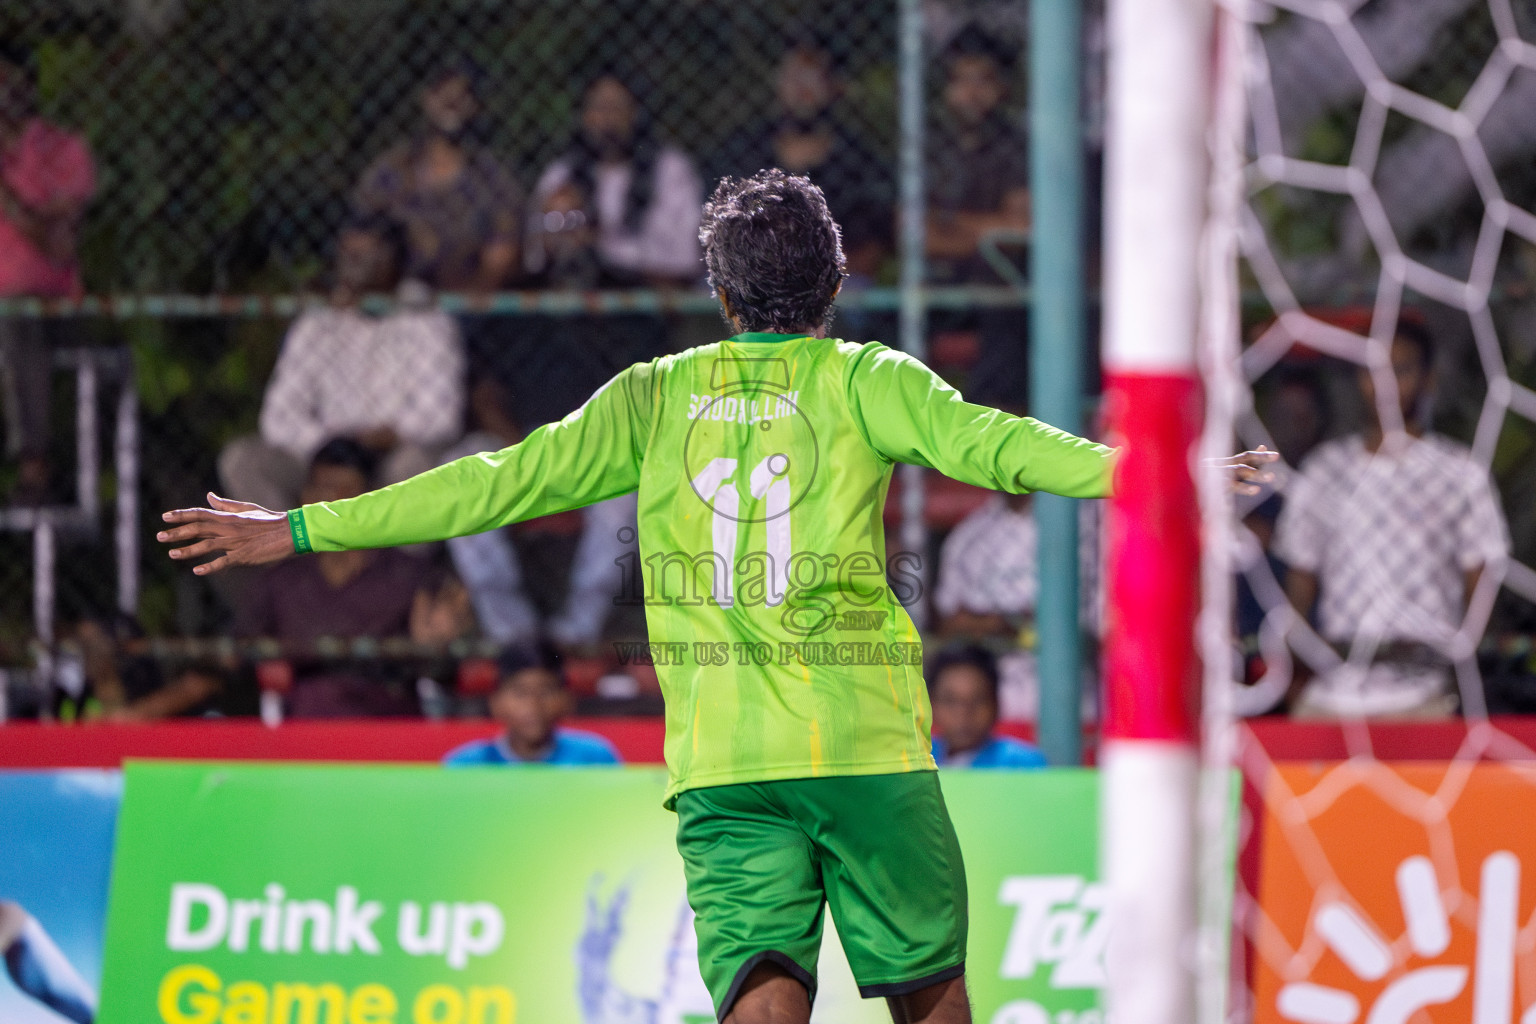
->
[443,644,621,766]
[927,644,1048,768]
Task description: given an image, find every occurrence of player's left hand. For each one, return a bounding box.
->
[1207,446,1279,496]
[157,493,295,575]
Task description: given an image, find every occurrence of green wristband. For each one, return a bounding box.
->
[287,508,313,554]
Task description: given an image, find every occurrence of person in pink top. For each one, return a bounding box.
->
[0,53,95,503]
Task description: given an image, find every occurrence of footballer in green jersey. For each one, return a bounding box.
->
[160,170,1273,1024]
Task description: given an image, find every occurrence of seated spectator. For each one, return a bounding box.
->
[934,491,1101,721]
[924,25,1031,409]
[526,71,703,288]
[1232,364,1331,711]
[443,643,622,765]
[451,69,694,639]
[928,644,1047,768]
[1275,319,1509,718]
[353,59,522,292]
[0,51,95,504]
[467,71,696,487]
[717,38,889,234]
[74,615,227,721]
[835,197,899,341]
[927,26,1030,274]
[1257,364,1331,468]
[935,492,1040,639]
[219,214,464,512]
[441,438,637,649]
[235,439,474,718]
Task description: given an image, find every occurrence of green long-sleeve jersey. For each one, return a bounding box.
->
[291,333,1117,804]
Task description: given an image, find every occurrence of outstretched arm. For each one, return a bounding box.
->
[161,362,657,575]
[845,343,1118,496]
[844,343,1274,496]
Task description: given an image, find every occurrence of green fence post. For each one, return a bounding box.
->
[1030,0,1086,766]
[897,0,930,626]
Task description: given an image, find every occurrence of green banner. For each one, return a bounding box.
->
[100,763,1106,1024]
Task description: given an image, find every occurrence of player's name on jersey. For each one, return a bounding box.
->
[613,639,925,668]
[684,391,802,424]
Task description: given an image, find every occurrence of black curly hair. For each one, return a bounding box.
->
[700,169,846,334]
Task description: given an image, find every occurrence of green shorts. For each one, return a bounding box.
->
[674,770,967,1021]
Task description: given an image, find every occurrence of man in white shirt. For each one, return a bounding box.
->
[219,215,465,511]
[935,493,1040,636]
[933,492,1101,721]
[1275,320,1508,717]
[525,72,703,288]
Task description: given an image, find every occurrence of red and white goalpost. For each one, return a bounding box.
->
[1099,0,1224,1022]
[1103,0,1536,1021]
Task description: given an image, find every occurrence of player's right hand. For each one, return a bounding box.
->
[1207,445,1279,496]
[157,493,296,576]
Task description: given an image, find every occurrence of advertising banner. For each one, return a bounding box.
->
[0,769,122,1024]
[1253,761,1536,1024]
[98,763,1107,1024]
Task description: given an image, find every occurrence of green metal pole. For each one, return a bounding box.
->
[897,0,930,626]
[1030,0,1086,765]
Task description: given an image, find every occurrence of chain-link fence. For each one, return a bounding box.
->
[12,1,906,294]
[4,0,1529,723]
[0,0,1061,720]
[15,0,1525,728]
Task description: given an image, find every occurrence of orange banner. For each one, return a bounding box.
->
[1254,761,1536,1024]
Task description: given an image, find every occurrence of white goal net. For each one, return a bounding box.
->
[1197,2,1536,1023]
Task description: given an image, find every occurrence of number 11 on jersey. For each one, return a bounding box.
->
[690,454,792,609]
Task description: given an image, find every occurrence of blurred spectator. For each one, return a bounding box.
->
[353,59,522,292]
[928,644,1047,768]
[1232,365,1331,695]
[925,25,1031,410]
[443,643,621,765]
[934,492,1101,720]
[1233,495,1286,690]
[467,70,700,531]
[835,197,899,341]
[1256,364,1331,467]
[219,214,464,512]
[717,37,894,342]
[1275,321,1509,718]
[74,615,225,721]
[935,492,1040,638]
[526,72,703,287]
[927,25,1030,274]
[717,39,889,234]
[0,53,95,504]
[442,424,637,649]
[235,439,474,718]
[441,358,637,649]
